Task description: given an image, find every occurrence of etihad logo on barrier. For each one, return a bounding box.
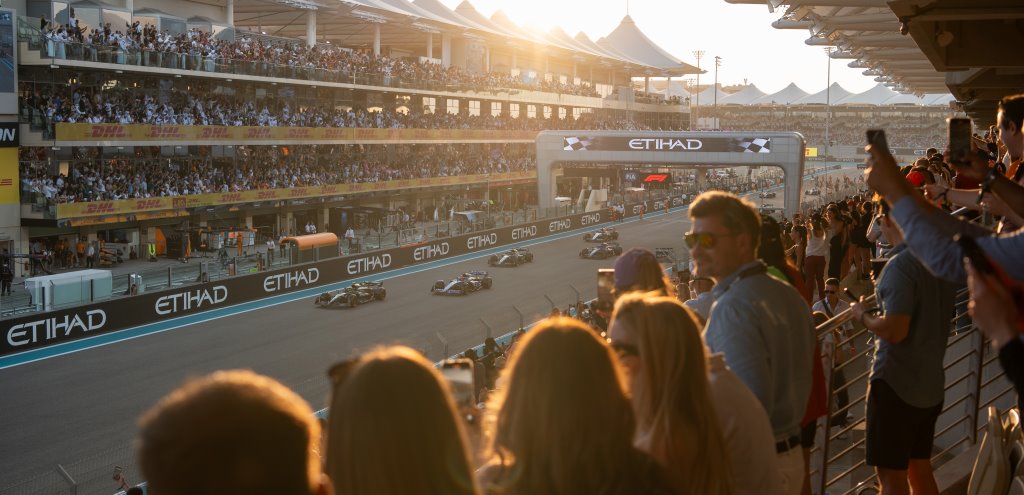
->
[6,309,107,347]
[413,242,450,261]
[89,126,128,139]
[264,268,319,292]
[348,254,392,275]
[467,234,498,250]
[155,286,228,315]
[146,126,185,139]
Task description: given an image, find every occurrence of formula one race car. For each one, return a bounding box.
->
[431,271,494,295]
[805,188,822,196]
[314,281,386,308]
[758,191,777,199]
[488,248,534,267]
[579,242,623,260]
[583,227,619,242]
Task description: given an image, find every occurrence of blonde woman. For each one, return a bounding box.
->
[611,294,783,495]
[326,346,479,495]
[480,318,673,495]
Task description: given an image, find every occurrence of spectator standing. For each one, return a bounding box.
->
[825,205,848,281]
[683,276,715,323]
[344,227,355,250]
[687,191,815,495]
[612,293,779,495]
[964,260,1024,411]
[136,370,329,495]
[86,242,95,268]
[326,346,479,495]
[479,318,673,495]
[804,214,828,300]
[850,200,955,495]
[811,278,855,427]
[0,256,11,296]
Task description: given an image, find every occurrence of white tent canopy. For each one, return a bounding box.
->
[597,15,701,75]
[719,84,768,105]
[694,84,729,104]
[793,82,854,105]
[835,83,899,105]
[752,83,810,105]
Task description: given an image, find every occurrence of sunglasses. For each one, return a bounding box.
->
[609,340,639,359]
[684,231,737,249]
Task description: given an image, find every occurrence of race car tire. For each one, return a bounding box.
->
[526,254,534,262]
[433,281,444,290]
[347,295,356,308]
[580,250,587,257]
[482,278,493,289]
[612,232,619,240]
[375,289,386,301]
[512,258,519,267]
[488,256,497,266]
[460,287,468,296]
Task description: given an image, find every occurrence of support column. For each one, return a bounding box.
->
[441,32,451,68]
[485,46,490,72]
[373,23,381,56]
[305,11,316,47]
[427,33,433,59]
[244,214,253,229]
[572,60,577,81]
[226,0,234,26]
[644,76,650,94]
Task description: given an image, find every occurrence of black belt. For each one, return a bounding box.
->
[775,435,800,453]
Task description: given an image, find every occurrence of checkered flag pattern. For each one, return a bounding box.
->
[563,136,592,151]
[738,138,772,153]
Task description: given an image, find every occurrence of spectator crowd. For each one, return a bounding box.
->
[39,19,602,97]
[20,143,535,203]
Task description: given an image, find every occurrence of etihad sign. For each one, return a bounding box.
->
[628,138,703,151]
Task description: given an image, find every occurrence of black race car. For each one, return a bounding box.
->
[314,281,386,308]
[431,271,494,295]
[488,248,534,267]
[579,242,623,259]
[583,227,619,242]
[758,191,777,199]
[805,188,822,196]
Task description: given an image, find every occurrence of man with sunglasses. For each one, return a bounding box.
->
[687,191,815,495]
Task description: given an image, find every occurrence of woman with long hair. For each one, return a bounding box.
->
[804,213,829,300]
[760,215,811,305]
[326,346,479,495]
[611,294,779,495]
[481,318,673,495]
[788,224,807,274]
[825,205,849,280]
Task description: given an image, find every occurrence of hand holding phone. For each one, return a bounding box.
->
[441,358,476,407]
[948,118,973,166]
[956,234,1024,334]
[595,268,615,311]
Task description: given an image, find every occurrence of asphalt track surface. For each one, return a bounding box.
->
[0,167,863,488]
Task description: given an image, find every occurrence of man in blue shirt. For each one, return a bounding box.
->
[851,200,955,495]
[688,191,815,495]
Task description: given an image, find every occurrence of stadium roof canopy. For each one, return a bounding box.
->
[224,0,700,77]
[723,0,1023,123]
[596,15,704,76]
[755,83,811,105]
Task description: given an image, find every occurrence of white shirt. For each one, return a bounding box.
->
[805,231,829,257]
[708,353,784,495]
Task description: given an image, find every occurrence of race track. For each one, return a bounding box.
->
[0,166,865,491]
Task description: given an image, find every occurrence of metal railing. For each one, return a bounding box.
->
[811,286,1015,495]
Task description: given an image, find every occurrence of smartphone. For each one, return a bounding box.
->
[948,118,973,165]
[441,358,475,407]
[596,268,615,311]
[866,129,888,151]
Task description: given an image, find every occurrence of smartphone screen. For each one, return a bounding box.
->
[948,118,973,164]
[596,268,615,310]
[441,359,475,407]
[866,129,888,151]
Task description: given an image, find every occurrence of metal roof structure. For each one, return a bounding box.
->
[596,15,703,76]
[724,0,1023,123]
[718,84,768,105]
[794,82,854,105]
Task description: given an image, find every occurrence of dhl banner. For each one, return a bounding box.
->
[56,124,539,143]
[805,147,818,157]
[0,148,18,204]
[56,171,537,219]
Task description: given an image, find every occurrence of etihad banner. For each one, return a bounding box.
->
[55,124,538,143]
[563,136,773,153]
[55,171,537,219]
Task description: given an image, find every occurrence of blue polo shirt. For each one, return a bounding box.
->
[871,243,956,408]
[705,260,815,441]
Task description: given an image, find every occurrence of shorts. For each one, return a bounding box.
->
[866,380,942,470]
[800,420,818,449]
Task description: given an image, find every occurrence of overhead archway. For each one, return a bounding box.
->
[536,131,807,218]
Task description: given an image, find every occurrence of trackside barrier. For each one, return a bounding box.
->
[1,200,677,358]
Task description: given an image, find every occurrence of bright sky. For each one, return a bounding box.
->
[438,0,884,95]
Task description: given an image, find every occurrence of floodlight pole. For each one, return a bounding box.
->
[692,50,704,129]
[824,47,834,165]
[714,56,721,108]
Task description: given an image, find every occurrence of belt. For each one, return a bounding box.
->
[775,435,800,454]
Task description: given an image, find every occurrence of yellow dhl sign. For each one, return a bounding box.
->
[55,171,537,219]
[805,147,818,157]
[55,124,539,142]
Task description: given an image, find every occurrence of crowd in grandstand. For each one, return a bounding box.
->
[21,84,656,131]
[20,144,535,203]
[712,112,945,148]
[39,19,601,96]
